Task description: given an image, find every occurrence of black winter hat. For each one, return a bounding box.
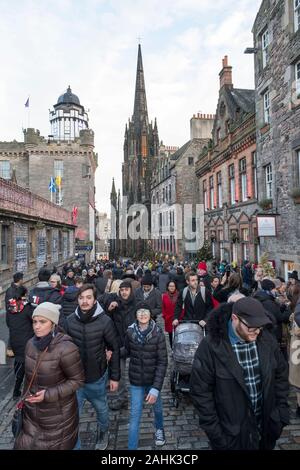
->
[13,272,24,283]
[141,273,153,286]
[261,279,276,291]
[289,271,299,281]
[119,280,132,289]
[135,302,153,317]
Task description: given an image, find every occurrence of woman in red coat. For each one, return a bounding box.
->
[162,281,180,348]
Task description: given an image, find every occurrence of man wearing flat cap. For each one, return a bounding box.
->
[190,297,289,450]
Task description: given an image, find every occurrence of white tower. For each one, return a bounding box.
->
[49,86,89,140]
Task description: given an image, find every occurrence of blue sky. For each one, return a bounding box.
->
[0,0,262,213]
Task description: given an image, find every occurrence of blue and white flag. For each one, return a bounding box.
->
[49,177,56,193]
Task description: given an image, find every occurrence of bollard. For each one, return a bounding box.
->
[0,340,6,365]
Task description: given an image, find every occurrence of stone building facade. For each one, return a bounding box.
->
[0,177,75,306]
[195,56,259,265]
[95,211,110,259]
[151,114,213,261]
[0,87,97,261]
[253,0,300,278]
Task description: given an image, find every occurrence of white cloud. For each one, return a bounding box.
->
[0,0,261,213]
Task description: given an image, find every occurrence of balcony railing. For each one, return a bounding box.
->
[0,177,74,226]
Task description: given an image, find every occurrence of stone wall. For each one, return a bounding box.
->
[253,0,300,274]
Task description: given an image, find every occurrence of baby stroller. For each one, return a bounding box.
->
[170,320,205,408]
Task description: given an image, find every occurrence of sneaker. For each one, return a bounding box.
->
[155,429,166,446]
[95,431,109,450]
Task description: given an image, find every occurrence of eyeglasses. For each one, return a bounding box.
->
[237,316,264,333]
[136,309,150,317]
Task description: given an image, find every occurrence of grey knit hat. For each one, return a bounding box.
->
[32,302,61,325]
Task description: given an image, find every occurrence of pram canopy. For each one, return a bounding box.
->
[173,323,204,375]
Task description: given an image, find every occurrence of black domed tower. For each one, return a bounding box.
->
[49,86,89,140]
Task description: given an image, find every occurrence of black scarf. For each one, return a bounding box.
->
[33,327,57,351]
[119,293,135,308]
[77,303,98,323]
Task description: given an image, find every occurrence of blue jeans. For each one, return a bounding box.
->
[128,385,164,450]
[74,370,109,450]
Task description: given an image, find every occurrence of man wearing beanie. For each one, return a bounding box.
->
[253,279,290,358]
[135,273,162,320]
[104,280,137,410]
[190,297,289,450]
[64,284,120,450]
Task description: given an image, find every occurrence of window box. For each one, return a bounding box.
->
[258,198,273,210]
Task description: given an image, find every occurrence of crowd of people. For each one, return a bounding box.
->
[4,256,300,450]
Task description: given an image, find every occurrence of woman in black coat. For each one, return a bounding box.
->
[125,302,168,450]
[7,286,34,399]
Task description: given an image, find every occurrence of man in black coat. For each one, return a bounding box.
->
[105,280,137,410]
[65,284,120,450]
[190,298,289,450]
[59,276,83,329]
[5,271,24,358]
[28,268,62,307]
[170,266,187,292]
[6,286,33,398]
[135,273,162,320]
[173,271,213,327]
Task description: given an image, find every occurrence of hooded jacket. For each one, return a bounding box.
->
[28,282,62,307]
[14,333,84,450]
[135,287,162,320]
[65,302,120,383]
[190,303,289,450]
[60,286,79,319]
[124,320,168,390]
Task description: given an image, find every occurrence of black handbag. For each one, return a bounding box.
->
[12,347,48,439]
[12,401,25,438]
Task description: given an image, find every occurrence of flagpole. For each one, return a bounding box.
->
[27,95,30,128]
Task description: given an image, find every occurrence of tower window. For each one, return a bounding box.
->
[0,160,11,179]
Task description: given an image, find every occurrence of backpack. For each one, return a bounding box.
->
[182,286,206,309]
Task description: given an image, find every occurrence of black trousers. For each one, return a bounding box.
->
[14,360,25,392]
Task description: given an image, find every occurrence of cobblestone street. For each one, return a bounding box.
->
[1,313,300,451]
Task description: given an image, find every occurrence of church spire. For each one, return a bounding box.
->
[133,44,148,131]
[110,178,117,205]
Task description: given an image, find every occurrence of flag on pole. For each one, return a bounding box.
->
[55,175,62,187]
[49,177,56,193]
[25,97,29,107]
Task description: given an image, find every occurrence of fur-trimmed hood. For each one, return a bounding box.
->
[206,302,233,343]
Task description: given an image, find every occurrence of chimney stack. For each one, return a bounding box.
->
[219,55,233,89]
